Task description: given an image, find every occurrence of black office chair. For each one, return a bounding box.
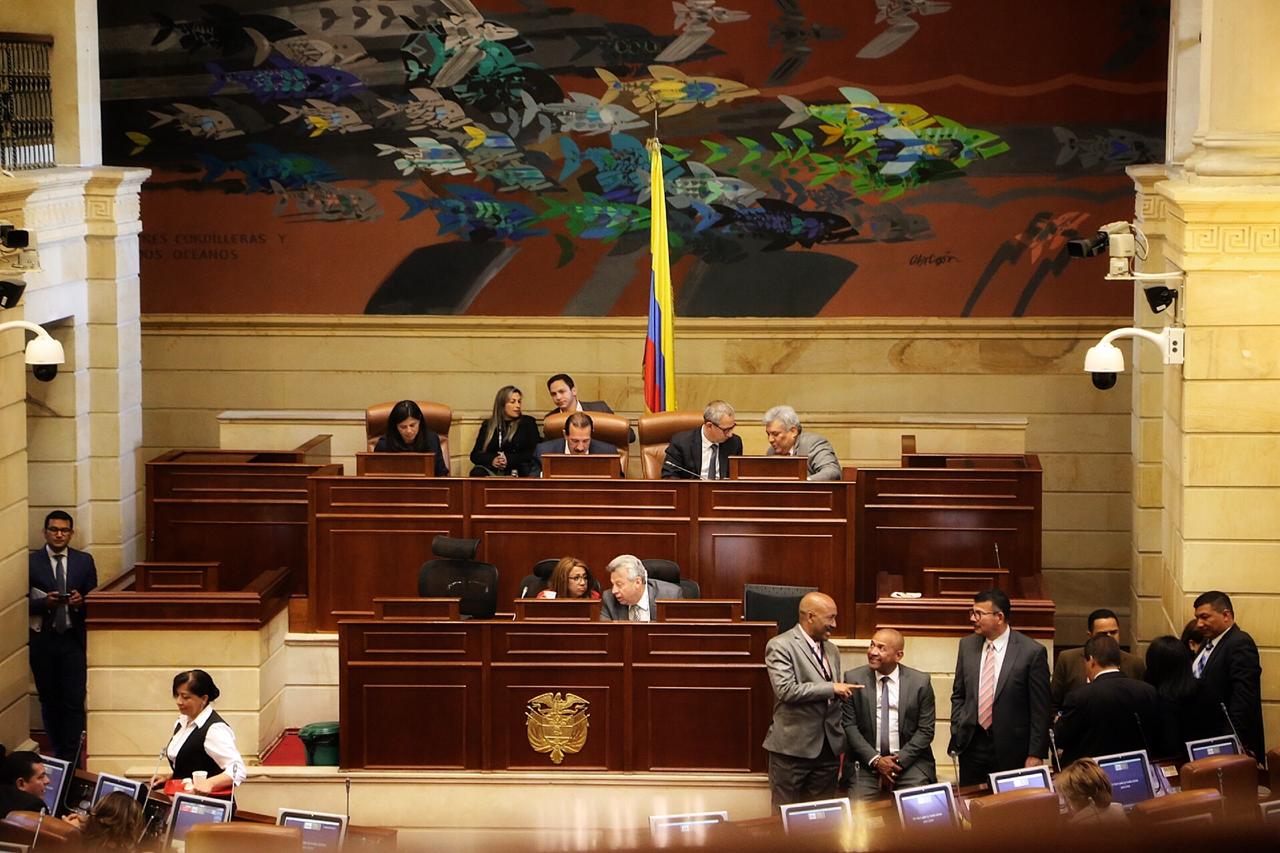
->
[743,584,819,633]
[641,559,681,583]
[417,536,499,618]
[518,558,560,598]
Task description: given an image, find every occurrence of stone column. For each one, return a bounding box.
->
[84,168,149,578]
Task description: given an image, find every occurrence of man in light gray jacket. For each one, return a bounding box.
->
[763,405,842,481]
[762,592,860,808]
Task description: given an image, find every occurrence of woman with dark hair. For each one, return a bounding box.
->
[1180,618,1203,655]
[374,400,448,476]
[469,385,540,477]
[151,670,246,795]
[80,791,144,851]
[1144,635,1216,759]
[535,557,600,600]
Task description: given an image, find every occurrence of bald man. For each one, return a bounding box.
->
[841,628,937,800]
[762,592,860,809]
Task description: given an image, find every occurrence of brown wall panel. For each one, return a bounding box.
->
[698,526,849,617]
[635,684,759,771]
[353,680,477,768]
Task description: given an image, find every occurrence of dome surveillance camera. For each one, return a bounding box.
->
[0,319,65,382]
[31,363,58,382]
[1083,326,1184,391]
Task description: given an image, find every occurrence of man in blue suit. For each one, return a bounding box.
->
[28,511,97,762]
[533,412,623,476]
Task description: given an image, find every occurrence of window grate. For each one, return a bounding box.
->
[0,34,54,171]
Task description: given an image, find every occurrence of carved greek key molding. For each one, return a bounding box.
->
[1185,224,1280,253]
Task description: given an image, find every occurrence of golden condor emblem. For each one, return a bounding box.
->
[525,691,590,764]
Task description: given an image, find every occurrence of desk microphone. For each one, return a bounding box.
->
[993,543,1002,570]
[662,459,703,479]
[1047,726,1062,773]
[147,744,168,790]
[32,810,45,849]
[948,749,959,786]
[1133,711,1151,756]
[1219,702,1246,754]
[345,777,352,824]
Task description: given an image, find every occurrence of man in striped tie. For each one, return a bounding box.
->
[947,589,1051,787]
[1191,591,1264,762]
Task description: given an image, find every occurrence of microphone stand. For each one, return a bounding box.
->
[1219,702,1246,756]
[345,777,352,824]
[662,459,704,479]
[1047,726,1062,773]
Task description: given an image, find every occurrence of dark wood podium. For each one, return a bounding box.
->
[338,615,776,772]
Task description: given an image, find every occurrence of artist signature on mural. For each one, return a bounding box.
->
[909,252,959,267]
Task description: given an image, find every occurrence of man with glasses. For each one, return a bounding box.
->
[661,400,743,479]
[28,511,97,762]
[947,589,1050,786]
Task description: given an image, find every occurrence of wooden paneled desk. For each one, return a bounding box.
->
[309,477,853,631]
[338,617,775,772]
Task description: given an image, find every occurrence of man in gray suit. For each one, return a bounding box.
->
[762,405,841,481]
[762,592,860,809]
[842,628,936,800]
[599,554,681,621]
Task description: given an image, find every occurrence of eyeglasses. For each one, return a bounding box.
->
[45,526,72,535]
[969,608,1000,619]
[708,421,736,434]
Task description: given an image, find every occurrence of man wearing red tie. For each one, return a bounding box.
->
[28,511,97,762]
[947,589,1050,786]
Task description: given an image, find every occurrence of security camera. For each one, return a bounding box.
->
[0,224,29,249]
[0,220,39,272]
[0,279,24,309]
[1084,326,1185,391]
[0,320,65,382]
[1143,285,1178,315]
[1067,221,1135,260]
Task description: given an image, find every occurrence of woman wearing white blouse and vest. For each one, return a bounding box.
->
[152,670,246,795]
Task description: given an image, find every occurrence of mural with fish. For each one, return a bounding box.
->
[99,0,1169,316]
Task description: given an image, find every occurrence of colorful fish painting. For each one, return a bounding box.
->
[199,144,342,192]
[207,56,365,104]
[397,185,546,242]
[596,65,758,116]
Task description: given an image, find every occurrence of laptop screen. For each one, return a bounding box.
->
[779,798,852,836]
[894,783,958,830]
[648,811,729,835]
[1259,800,1280,826]
[989,765,1053,794]
[1186,735,1240,762]
[36,755,70,816]
[278,810,348,850]
[91,773,143,807]
[167,793,231,849]
[1094,751,1155,806]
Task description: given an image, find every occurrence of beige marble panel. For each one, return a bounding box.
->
[1042,532,1130,570]
[1040,452,1130,492]
[87,667,264,712]
[1044,568,1131,610]
[1186,327,1280,380]
[1181,541,1280,594]
[1134,552,1164,598]
[1181,271,1280,326]
[1181,487,1280,539]
[0,551,25,605]
[88,629,265,667]
[1042,492,1130,532]
[1183,380,1280,433]
[0,647,31,716]
[1136,461,1162,506]
[282,685,338,729]
[1184,434,1280,486]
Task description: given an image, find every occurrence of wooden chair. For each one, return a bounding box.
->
[966,788,1062,830]
[0,811,82,847]
[1129,789,1223,826]
[364,400,452,461]
[185,822,303,852]
[1178,753,1260,818]
[543,411,631,468]
[637,411,704,479]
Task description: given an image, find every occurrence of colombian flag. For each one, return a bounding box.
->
[643,137,676,413]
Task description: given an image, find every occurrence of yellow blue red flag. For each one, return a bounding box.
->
[643,137,676,413]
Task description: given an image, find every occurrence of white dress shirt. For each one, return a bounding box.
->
[1193,623,1233,677]
[984,625,1012,690]
[629,587,652,622]
[873,665,902,754]
[167,704,247,786]
[800,630,831,680]
[700,430,718,479]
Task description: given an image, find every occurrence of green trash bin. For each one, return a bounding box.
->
[298,721,340,766]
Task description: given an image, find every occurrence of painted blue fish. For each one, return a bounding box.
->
[396,185,545,242]
[207,56,364,104]
[199,143,342,193]
[710,198,855,250]
[538,192,650,241]
[559,133,678,203]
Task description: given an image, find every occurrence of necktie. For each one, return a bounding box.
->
[628,603,641,622]
[53,554,71,634]
[1193,640,1214,678]
[879,676,891,755]
[707,446,718,480]
[813,642,830,680]
[978,642,996,729]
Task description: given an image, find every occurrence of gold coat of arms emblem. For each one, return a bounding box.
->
[525,692,590,764]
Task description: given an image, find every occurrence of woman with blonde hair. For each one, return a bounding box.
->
[1055,758,1127,826]
[536,557,599,600]
[80,791,144,851]
[469,385,540,476]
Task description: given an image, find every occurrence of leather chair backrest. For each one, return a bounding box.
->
[0,811,82,847]
[1129,789,1223,826]
[967,789,1061,831]
[1179,753,1258,814]
[1269,747,1280,795]
[185,822,303,852]
[642,558,681,583]
[637,411,705,479]
[544,411,632,449]
[364,400,453,462]
[418,559,499,618]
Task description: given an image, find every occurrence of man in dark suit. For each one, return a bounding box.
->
[1054,635,1162,764]
[544,373,617,419]
[948,589,1050,786]
[842,628,936,800]
[1051,608,1146,711]
[661,400,743,479]
[28,510,98,762]
[0,751,52,819]
[533,412,623,476]
[763,592,859,808]
[599,554,681,621]
[1192,590,1265,761]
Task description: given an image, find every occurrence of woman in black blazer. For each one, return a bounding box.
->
[470,385,540,476]
[1144,635,1217,760]
[374,399,449,476]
